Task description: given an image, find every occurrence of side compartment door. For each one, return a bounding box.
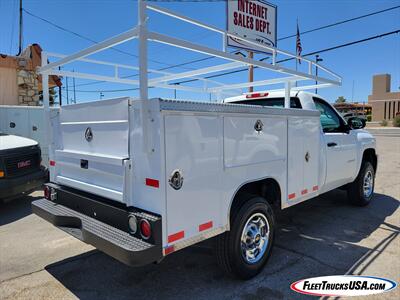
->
[286,116,320,206]
[164,114,222,246]
[302,117,321,195]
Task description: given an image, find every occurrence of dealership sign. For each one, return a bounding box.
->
[227,0,277,53]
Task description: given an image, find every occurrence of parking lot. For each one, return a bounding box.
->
[1,133,399,300]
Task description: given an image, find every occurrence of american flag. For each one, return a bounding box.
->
[296,22,302,64]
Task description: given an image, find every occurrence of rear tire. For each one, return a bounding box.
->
[215,195,275,279]
[347,161,375,206]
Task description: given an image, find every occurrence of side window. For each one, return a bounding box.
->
[234,97,302,108]
[313,98,342,133]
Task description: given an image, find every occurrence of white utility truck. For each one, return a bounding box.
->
[32,1,376,279]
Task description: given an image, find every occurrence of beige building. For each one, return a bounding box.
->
[368,74,400,122]
[0,44,61,106]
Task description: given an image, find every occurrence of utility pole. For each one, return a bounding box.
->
[248,51,254,93]
[66,77,69,104]
[58,67,62,106]
[16,0,23,55]
[351,80,355,102]
[315,55,323,94]
[73,70,76,103]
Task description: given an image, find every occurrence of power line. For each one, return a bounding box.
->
[69,28,399,93]
[77,4,400,86]
[23,8,189,68]
[175,29,400,85]
[128,4,400,73]
[279,5,400,41]
[24,4,399,91]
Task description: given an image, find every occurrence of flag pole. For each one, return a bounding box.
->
[295,18,298,87]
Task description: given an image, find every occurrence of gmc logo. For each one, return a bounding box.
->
[17,160,31,168]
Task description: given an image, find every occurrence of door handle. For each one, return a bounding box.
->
[327,142,337,147]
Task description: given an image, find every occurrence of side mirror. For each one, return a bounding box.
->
[348,117,366,129]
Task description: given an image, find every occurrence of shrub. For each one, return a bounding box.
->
[380,119,388,127]
[393,115,400,127]
[366,115,372,122]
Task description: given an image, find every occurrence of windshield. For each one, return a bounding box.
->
[232,97,302,109]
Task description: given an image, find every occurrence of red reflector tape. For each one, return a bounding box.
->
[145,178,159,188]
[164,245,174,255]
[301,189,308,195]
[49,160,56,166]
[288,193,296,200]
[313,185,319,191]
[168,231,184,243]
[199,221,213,232]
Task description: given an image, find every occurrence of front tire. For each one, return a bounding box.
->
[347,161,375,206]
[215,196,275,279]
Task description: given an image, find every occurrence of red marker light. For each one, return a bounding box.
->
[246,92,269,99]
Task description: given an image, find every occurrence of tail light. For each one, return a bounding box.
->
[44,185,57,201]
[140,219,152,240]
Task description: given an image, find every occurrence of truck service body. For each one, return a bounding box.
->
[31,1,377,278]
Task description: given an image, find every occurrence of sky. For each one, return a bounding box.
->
[0,0,399,104]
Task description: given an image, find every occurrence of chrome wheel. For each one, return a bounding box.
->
[240,213,270,264]
[363,170,374,198]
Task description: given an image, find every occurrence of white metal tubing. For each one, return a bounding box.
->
[147,3,316,65]
[147,4,225,35]
[149,62,245,85]
[291,83,333,91]
[114,66,119,79]
[44,52,236,93]
[148,31,341,86]
[39,27,138,74]
[138,0,148,101]
[46,52,163,74]
[272,50,276,65]
[139,0,151,153]
[284,81,291,108]
[41,51,51,167]
[146,3,343,83]
[241,83,334,95]
[208,76,302,92]
[51,70,140,85]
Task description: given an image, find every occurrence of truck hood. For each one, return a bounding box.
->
[0,134,38,151]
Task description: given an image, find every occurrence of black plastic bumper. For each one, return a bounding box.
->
[32,198,163,266]
[0,169,47,200]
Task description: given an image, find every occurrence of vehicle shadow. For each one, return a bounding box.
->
[45,191,399,300]
[0,192,43,226]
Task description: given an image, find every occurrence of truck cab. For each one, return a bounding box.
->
[225,90,377,204]
[0,133,47,201]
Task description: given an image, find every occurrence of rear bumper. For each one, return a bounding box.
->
[0,168,47,200]
[32,198,163,267]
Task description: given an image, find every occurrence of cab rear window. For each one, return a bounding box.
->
[232,97,302,109]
